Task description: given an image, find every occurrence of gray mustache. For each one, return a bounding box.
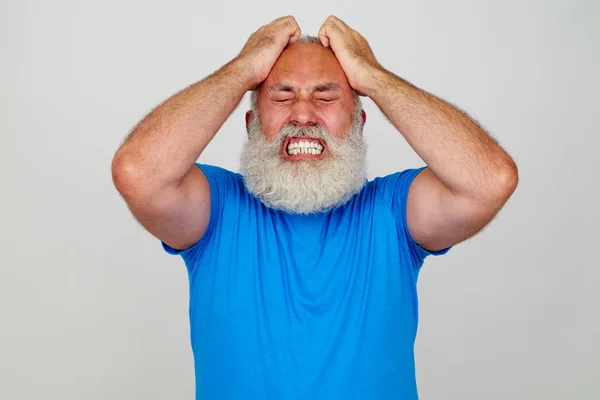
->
[277,124,331,142]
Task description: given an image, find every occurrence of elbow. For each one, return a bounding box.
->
[490,158,519,205]
[111,151,143,196]
[112,151,175,205]
[501,158,519,195]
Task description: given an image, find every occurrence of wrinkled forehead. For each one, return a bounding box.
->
[260,43,353,95]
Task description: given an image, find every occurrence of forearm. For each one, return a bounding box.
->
[366,68,517,202]
[112,58,251,193]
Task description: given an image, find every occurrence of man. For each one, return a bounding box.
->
[112,15,518,399]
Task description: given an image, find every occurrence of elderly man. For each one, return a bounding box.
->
[112,15,518,400]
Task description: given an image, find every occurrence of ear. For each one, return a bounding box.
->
[361,110,366,126]
[246,110,254,126]
[245,110,254,135]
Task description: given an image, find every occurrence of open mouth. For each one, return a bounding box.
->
[283,137,326,158]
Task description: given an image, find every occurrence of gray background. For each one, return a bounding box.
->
[1,0,598,398]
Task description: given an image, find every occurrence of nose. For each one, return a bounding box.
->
[289,99,318,127]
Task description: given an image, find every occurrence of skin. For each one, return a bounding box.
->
[112,16,307,251]
[112,15,518,254]
[245,42,365,164]
[317,15,518,252]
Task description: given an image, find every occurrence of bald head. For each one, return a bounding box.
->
[264,42,351,93]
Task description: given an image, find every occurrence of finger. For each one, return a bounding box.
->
[272,16,301,44]
[318,20,340,48]
[271,15,295,25]
[256,16,288,34]
[289,28,301,44]
[273,15,297,30]
[317,24,330,47]
[326,15,349,32]
[286,17,302,44]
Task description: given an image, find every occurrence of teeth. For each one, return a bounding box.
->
[286,140,323,156]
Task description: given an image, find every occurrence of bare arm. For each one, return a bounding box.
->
[111,59,249,250]
[112,16,301,250]
[367,70,518,252]
[318,15,518,252]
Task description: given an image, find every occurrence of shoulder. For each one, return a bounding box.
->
[189,163,251,227]
[366,167,428,200]
[338,167,427,220]
[363,166,451,262]
[194,163,245,196]
[195,163,242,183]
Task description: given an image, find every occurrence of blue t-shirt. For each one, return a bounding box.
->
[162,163,450,399]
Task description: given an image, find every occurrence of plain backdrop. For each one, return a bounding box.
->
[1,0,598,399]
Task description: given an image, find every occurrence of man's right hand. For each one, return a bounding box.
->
[112,17,300,253]
[236,16,301,90]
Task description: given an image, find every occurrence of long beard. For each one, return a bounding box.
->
[239,112,367,214]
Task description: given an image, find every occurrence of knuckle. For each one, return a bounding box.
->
[279,15,293,25]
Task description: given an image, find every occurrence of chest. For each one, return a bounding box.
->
[187,205,421,394]
[193,203,418,324]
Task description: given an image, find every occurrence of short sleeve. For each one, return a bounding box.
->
[160,163,240,262]
[377,166,451,266]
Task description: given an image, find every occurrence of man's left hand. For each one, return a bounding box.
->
[318,15,382,96]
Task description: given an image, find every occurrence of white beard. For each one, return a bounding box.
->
[239,109,367,214]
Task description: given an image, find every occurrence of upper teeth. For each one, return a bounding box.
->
[287,141,324,155]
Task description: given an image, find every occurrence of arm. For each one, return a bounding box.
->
[111,16,301,250]
[367,70,518,252]
[319,16,518,252]
[111,59,247,251]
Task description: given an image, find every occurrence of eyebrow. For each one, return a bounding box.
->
[268,83,342,93]
[268,84,295,92]
[313,83,341,92]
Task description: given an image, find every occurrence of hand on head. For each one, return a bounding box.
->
[236,16,302,90]
[317,15,382,97]
[236,15,381,96]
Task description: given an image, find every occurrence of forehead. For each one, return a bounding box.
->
[262,43,351,90]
